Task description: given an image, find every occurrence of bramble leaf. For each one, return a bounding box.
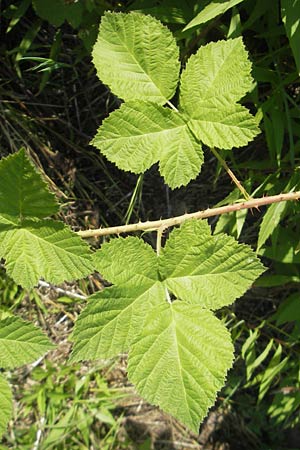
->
[92,101,203,188]
[72,219,264,430]
[180,38,253,113]
[0,150,93,288]
[0,374,12,439]
[70,282,165,361]
[0,219,93,288]
[160,220,265,309]
[0,316,54,369]
[92,12,180,104]
[188,105,260,150]
[93,235,158,285]
[128,301,234,432]
[0,148,59,220]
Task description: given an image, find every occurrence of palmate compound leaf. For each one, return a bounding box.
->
[0,316,54,369]
[128,301,234,433]
[0,150,93,288]
[0,374,12,439]
[91,101,203,189]
[72,220,264,430]
[93,12,180,104]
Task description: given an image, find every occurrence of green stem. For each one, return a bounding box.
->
[210,147,251,200]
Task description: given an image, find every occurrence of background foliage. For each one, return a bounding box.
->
[0,0,300,448]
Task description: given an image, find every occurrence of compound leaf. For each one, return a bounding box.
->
[71,282,165,361]
[93,12,180,104]
[0,316,54,369]
[188,104,260,150]
[72,219,264,430]
[0,374,12,439]
[160,220,265,309]
[183,0,245,31]
[180,38,253,114]
[0,219,93,288]
[92,101,203,188]
[0,149,59,221]
[128,301,234,432]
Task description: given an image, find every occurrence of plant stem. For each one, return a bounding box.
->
[210,147,251,200]
[156,226,172,304]
[167,100,179,112]
[77,191,300,238]
[156,226,165,256]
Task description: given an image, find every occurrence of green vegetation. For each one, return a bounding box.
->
[1,0,300,448]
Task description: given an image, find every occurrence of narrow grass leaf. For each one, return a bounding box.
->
[183,0,245,31]
[281,0,300,75]
[257,201,287,251]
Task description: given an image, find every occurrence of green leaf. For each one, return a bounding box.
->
[92,12,180,104]
[188,105,260,150]
[258,344,288,402]
[160,220,265,309]
[180,38,253,114]
[73,219,264,430]
[257,201,287,251]
[130,0,193,24]
[92,101,203,188]
[274,293,300,325]
[128,301,234,432]
[183,0,245,31]
[32,0,83,28]
[0,316,54,369]
[0,149,59,220]
[73,220,264,360]
[0,374,12,439]
[93,236,158,285]
[0,219,93,288]
[281,0,300,75]
[70,282,165,361]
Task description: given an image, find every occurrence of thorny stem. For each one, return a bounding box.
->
[77,191,300,238]
[210,147,251,200]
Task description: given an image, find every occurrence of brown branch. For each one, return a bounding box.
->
[77,191,300,238]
